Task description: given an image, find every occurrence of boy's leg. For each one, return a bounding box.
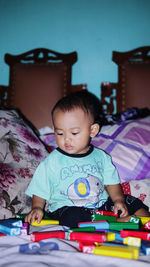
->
[49,206,92,228]
[98,195,150,220]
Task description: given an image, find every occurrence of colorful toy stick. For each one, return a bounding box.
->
[31,219,59,227]
[142,220,150,230]
[95,211,118,217]
[0,232,6,237]
[109,230,124,242]
[120,230,150,241]
[20,223,28,236]
[106,232,116,241]
[129,216,140,224]
[16,214,28,219]
[16,213,53,220]
[138,216,150,225]
[91,214,117,222]
[31,230,107,243]
[0,219,24,236]
[79,243,96,253]
[0,219,23,227]
[94,245,139,259]
[69,232,107,243]
[78,221,109,230]
[31,231,66,242]
[0,224,21,236]
[81,244,139,259]
[69,227,95,233]
[109,222,139,231]
[141,240,150,255]
[123,236,141,247]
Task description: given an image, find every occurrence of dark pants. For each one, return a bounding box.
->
[48,194,149,228]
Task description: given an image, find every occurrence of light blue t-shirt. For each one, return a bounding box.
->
[26,145,120,212]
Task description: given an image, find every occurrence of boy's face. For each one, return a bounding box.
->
[53,107,99,154]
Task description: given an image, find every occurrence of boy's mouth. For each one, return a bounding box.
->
[65,144,73,150]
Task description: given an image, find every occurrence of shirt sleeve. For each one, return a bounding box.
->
[25,159,51,202]
[101,151,120,185]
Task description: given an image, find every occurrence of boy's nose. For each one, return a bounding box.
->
[64,135,70,142]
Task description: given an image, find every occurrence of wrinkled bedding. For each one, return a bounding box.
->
[0,224,150,267]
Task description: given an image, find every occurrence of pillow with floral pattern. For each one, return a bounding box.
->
[0,109,49,219]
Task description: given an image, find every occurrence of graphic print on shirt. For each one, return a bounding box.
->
[67,174,104,208]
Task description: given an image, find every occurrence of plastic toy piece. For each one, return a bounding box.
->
[123,236,141,247]
[99,245,139,259]
[69,227,95,233]
[141,241,150,255]
[20,228,28,236]
[130,216,140,224]
[111,231,124,242]
[142,220,150,230]
[16,213,53,220]
[0,224,21,236]
[0,232,6,237]
[91,214,117,222]
[95,211,118,217]
[109,222,139,231]
[31,230,107,243]
[16,214,27,219]
[78,221,109,230]
[31,231,66,242]
[0,219,23,227]
[81,244,139,259]
[31,219,59,227]
[80,243,96,253]
[20,223,28,236]
[69,232,107,243]
[0,219,23,236]
[106,232,116,241]
[120,230,150,241]
[138,216,150,225]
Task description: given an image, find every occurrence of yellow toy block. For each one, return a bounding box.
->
[93,245,139,259]
[138,217,150,225]
[31,219,59,227]
[123,236,141,247]
[106,233,116,241]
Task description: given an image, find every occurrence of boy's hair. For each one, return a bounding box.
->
[51,90,104,125]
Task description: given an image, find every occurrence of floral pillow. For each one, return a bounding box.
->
[0,109,49,219]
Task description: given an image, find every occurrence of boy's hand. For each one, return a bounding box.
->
[113,199,128,217]
[25,207,44,224]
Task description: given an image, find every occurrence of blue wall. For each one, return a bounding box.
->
[0,0,150,98]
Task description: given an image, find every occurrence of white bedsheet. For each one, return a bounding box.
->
[0,225,150,267]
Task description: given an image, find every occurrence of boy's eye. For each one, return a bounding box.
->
[57,132,63,136]
[72,132,79,135]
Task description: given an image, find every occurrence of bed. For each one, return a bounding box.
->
[0,47,150,266]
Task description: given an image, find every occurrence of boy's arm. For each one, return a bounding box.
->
[105,184,128,217]
[25,195,45,224]
[32,194,46,210]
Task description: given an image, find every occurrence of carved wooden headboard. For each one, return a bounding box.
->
[101,46,150,114]
[0,48,87,129]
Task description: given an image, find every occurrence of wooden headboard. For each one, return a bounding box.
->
[0,48,87,129]
[101,46,150,114]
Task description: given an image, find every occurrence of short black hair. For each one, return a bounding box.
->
[51,90,104,125]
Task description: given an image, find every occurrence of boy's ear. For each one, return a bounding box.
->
[90,123,100,138]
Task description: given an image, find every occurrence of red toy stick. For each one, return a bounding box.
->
[31,231,65,242]
[95,211,118,217]
[120,230,150,241]
[69,232,107,243]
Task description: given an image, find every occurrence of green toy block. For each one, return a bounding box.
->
[91,214,117,222]
[130,216,140,224]
[109,222,139,231]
